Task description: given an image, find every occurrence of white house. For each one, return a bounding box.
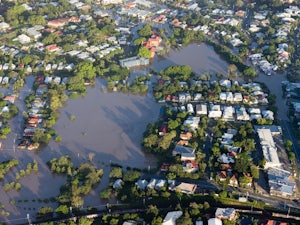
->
[187,103,194,114]
[196,104,207,115]
[0,22,10,30]
[17,34,31,44]
[162,211,183,225]
[208,104,222,119]
[233,93,243,102]
[223,106,235,121]
[208,218,222,225]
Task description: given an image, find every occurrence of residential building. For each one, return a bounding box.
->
[215,208,237,221]
[0,22,10,30]
[16,34,31,44]
[183,116,200,130]
[257,128,281,169]
[173,182,197,194]
[172,145,195,156]
[208,218,223,225]
[47,18,69,27]
[162,211,183,225]
[268,167,295,197]
[102,0,123,5]
[208,104,222,119]
[119,56,149,68]
[196,104,207,115]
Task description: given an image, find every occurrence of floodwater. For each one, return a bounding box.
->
[151,43,229,76]
[0,42,233,222]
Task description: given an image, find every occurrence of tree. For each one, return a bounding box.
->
[243,67,257,77]
[138,47,152,59]
[78,217,93,225]
[75,61,96,80]
[123,170,141,182]
[138,24,152,37]
[146,205,159,221]
[288,152,296,161]
[134,37,146,45]
[177,210,193,225]
[228,64,237,77]
[250,166,259,179]
[109,167,123,179]
[284,140,293,151]
[158,130,176,150]
[234,153,251,174]
[55,205,69,216]
[100,188,112,199]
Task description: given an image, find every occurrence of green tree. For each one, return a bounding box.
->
[243,67,257,77]
[75,61,96,80]
[100,188,112,199]
[138,47,152,58]
[123,170,141,182]
[284,140,293,151]
[138,24,152,37]
[109,167,123,179]
[250,166,259,179]
[78,217,93,225]
[55,205,69,216]
[134,37,146,45]
[234,153,251,174]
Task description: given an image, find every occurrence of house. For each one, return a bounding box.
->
[101,0,123,5]
[215,208,237,221]
[45,44,61,52]
[233,93,243,102]
[69,16,81,23]
[155,179,166,190]
[268,167,295,197]
[3,95,16,104]
[219,79,231,88]
[162,211,183,225]
[135,179,148,190]
[0,22,10,31]
[159,122,168,136]
[208,104,222,119]
[173,182,197,194]
[196,104,207,115]
[229,175,238,187]
[119,56,149,68]
[182,160,198,174]
[218,154,235,164]
[113,179,123,189]
[236,107,250,121]
[208,218,223,225]
[223,106,234,121]
[147,178,157,189]
[256,128,281,169]
[218,171,227,182]
[123,221,137,225]
[194,93,202,101]
[181,153,196,161]
[187,103,194,114]
[183,116,200,130]
[180,131,192,140]
[16,34,31,44]
[47,18,69,27]
[172,145,195,156]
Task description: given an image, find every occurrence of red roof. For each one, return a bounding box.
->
[3,96,16,103]
[47,18,69,27]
